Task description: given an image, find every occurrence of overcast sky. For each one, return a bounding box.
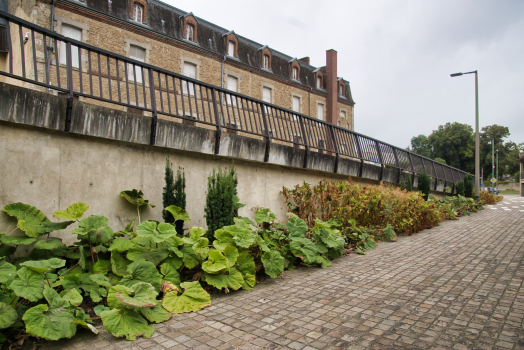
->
[164,0,524,150]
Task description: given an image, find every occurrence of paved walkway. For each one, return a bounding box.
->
[43,195,524,350]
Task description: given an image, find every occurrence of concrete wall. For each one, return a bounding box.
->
[0,82,444,250]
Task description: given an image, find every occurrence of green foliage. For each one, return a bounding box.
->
[120,190,155,224]
[434,157,447,165]
[204,165,239,243]
[417,173,431,201]
[400,174,412,192]
[162,158,187,236]
[463,174,473,198]
[456,181,465,196]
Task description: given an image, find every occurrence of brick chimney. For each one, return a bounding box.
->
[299,56,310,65]
[326,49,337,125]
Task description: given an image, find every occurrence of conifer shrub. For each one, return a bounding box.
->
[204,165,238,242]
[463,174,473,198]
[455,180,465,196]
[417,173,431,201]
[162,158,186,235]
[400,174,412,192]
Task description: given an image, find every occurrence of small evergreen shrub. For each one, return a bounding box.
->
[417,173,431,201]
[400,174,412,192]
[456,180,465,196]
[515,171,520,182]
[204,164,238,242]
[463,174,473,198]
[162,158,186,235]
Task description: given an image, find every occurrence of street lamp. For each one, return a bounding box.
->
[450,70,479,199]
[496,149,499,193]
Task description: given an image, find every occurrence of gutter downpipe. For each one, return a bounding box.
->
[220,54,226,88]
[46,0,55,94]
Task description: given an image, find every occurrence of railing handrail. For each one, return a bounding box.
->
[0,10,471,186]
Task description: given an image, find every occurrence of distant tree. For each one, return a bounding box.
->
[417,173,430,201]
[456,181,465,196]
[434,157,447,165]
[400,174,412,192]
[410,135,433,158]
[463,174,473,198]
[515,171,521,182]
[427,122,475,173]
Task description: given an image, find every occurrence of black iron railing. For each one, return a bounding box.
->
[0,10,470,189]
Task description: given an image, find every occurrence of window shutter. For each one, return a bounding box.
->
[60,25,82,68]
[317,104,324,121]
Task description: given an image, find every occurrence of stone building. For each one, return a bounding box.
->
[520,153,524,196]
[3,0,355,129]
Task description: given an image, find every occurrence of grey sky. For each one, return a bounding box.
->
[163,0,524,150]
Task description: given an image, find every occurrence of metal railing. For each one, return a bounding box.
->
[0,10,470,189]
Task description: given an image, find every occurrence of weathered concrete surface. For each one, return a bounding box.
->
[40,195,524,350]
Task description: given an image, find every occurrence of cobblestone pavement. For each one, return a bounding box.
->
[43,195,524,350]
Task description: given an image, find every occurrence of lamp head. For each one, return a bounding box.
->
[450,72,463,77]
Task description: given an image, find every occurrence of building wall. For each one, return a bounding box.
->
[6,0,354,128]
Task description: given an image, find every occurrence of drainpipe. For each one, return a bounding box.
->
[46,0,56,94]
[220,54,226,88]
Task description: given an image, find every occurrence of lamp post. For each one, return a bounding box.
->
[450,70,479,199]
[496,149,499,193]
[492,138,495,186]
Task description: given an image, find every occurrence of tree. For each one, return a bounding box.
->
[400,174,412,192]
[434,157,446,165]
[456,181,465,196]
[417,173,430,201]
[427,122,475,173]
[463,174,473,198]
[410,135,433,158]
[162,158,187,235]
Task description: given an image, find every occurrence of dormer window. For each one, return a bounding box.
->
[317,76,322,89]
[293,67,298,80]
[228,41,235,56]
[133,3,143,22]
[263,54,270,69]
[186,23,195,41]
[338,83,345,96]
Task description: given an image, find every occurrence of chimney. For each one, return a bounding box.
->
[299,56,310,65]
[326,49,337,125]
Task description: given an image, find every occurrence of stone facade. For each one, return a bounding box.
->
[5,0,356,129]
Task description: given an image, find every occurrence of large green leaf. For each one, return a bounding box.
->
[0,302,17,329]
[0,236,36,245]
[120,260,163,292]
[160,262,181,287]
[53,203,89,221]
[9,267,45,302]
[163,236,184,258]
[20,258,66,274]
[71,215,114,245]
[255,208,276,224]
[0,245,15,258]
[101,308,154,341]
[109,238,135,252]
[3,203,47,238]
[0,259,17,284]
[314,228,345,249]
[180,245,200,270]
[261,251,285,278]
[214,229,235,246]
[23,303,78,340]
[94,305,110,316]
[111,251,130,277]
[201,248,237,274]
[39,220,75,233]
[61,273,104,302]
[256,235,271,252]
[90,274,112,289]
[107,285,131,309]
[232,220,256,248]
[115,282,158,308]
[165,206,191,223]
[61,288,83,306]
[285,213,308,238]
[127,245,169,266]
[203,268,244,291]
[120,190,155,209]
[236,251,256,290]
[192,237,209,260]
[290,237,320,264]
[162,281,211,313]
[93,259,111,274]
[33,237,66,250]
[136,221,178,243]
[140,303,172,323]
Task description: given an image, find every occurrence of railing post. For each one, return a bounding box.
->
[298,116,310,169]
[260,104,271,162]
[375,141,384,181]
[355,135,364,178]
[407,153,416,186]
[148,69,158,146]
[431,161,438,191]
[211,88,222,155]
[392,147,401,184]
[450,168,456,194]
[329,126,339,173]
[65,41,74,132]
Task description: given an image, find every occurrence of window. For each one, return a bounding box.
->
[185,23,195,41]
[183,62,196,95]
[339,84,344,96]
[340,110,346,119]
[132,3,143,23]
[337,121,341,127]
[263,55,270,69]
[128,45,145,83]
[292,66,298,80]
[346,122,349,129]
[60,24,82,68]
[317,76,322,89]
[317,104,324,121]
[262,86,271,114]
[227,75,238,106]
[292,96,300,113]
[228,41,235,57]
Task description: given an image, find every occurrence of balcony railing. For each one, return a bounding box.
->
[0,10,470,188]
